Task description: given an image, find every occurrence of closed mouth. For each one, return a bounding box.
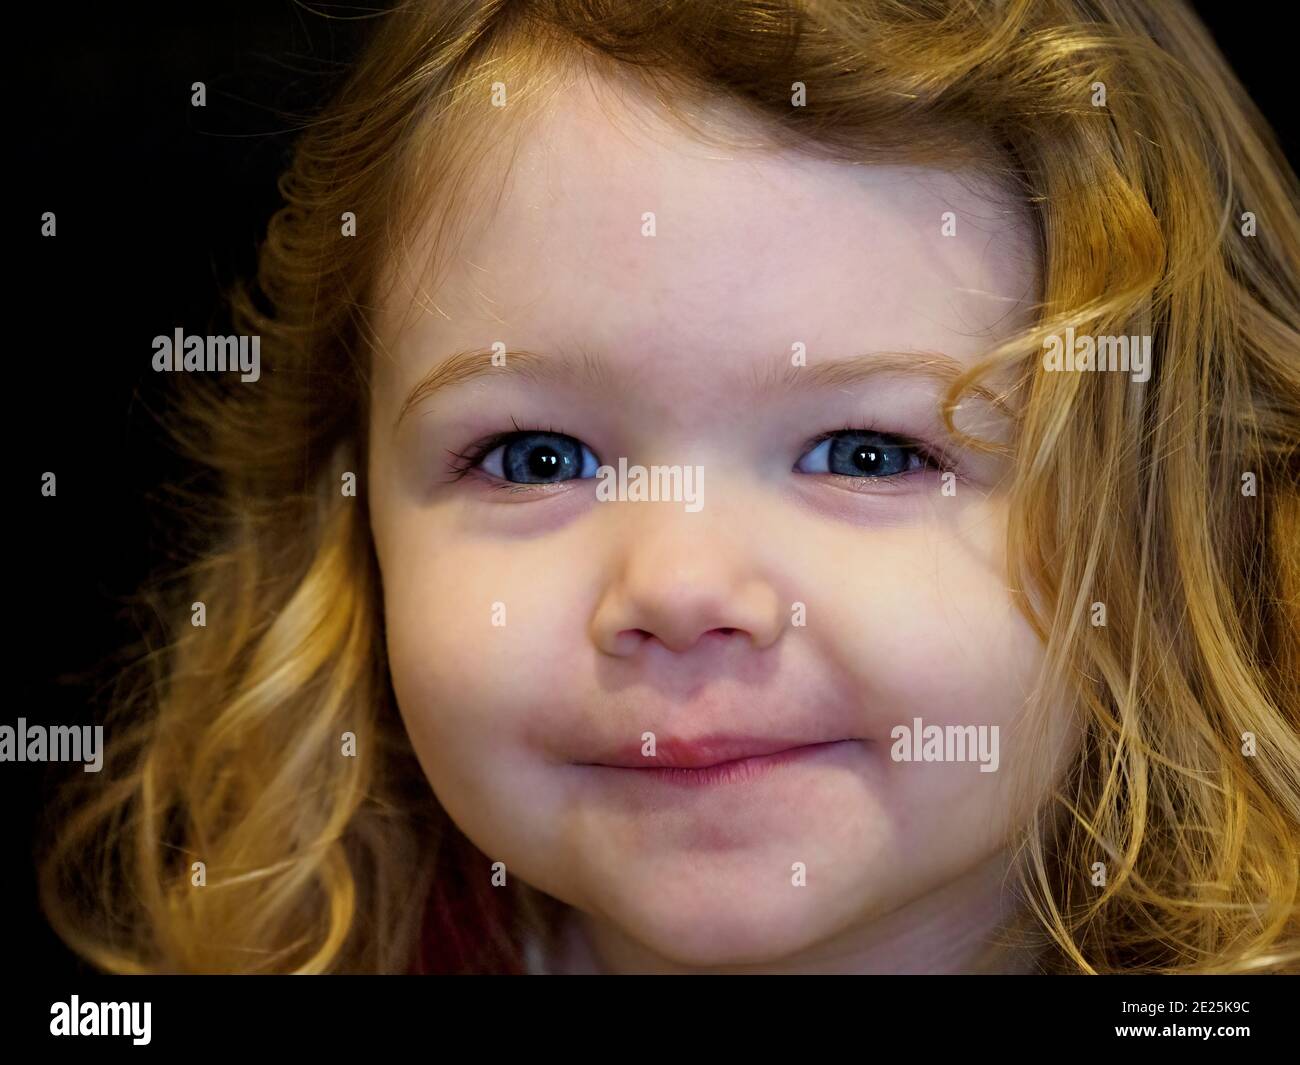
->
[582,739,856,786]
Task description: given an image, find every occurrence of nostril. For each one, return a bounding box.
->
[618,627,738,650]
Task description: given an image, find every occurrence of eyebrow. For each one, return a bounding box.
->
[394,346,1004,431]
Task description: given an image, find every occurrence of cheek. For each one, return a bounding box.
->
[377,520,607,871]
[379,526,589,786]
[814,500,1052,845]
[820,499,1040,699]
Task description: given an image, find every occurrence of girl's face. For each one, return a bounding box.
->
[368,75,1062,972]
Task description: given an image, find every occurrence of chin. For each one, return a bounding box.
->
[598,879,853,969]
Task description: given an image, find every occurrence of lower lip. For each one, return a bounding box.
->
[595,740,854,787]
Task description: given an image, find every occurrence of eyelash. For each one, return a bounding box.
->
[800,425,945,474]
[443,417,574,483]
[443,417,944,487]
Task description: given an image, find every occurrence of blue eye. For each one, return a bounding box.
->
[446,425,932,486]
[795,430,928,478]
[468,430,601,484]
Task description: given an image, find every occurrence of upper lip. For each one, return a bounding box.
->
[585,734,841,769]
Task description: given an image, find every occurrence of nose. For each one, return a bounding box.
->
[589,506,785,656]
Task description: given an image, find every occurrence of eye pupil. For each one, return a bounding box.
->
[529,446,562,478]
[854,445,883,473]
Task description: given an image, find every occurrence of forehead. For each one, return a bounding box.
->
[374,70,1039,399]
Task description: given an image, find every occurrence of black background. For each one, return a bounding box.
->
[11,1,1297,980]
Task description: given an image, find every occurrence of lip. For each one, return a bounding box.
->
[576,735,860,787]
[587,734,843,770]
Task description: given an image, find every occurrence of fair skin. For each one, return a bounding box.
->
[367,68,1064,973]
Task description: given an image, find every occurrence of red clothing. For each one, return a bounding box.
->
[410,832,530,974]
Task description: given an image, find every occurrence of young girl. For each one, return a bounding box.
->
[40,0,1299,974]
